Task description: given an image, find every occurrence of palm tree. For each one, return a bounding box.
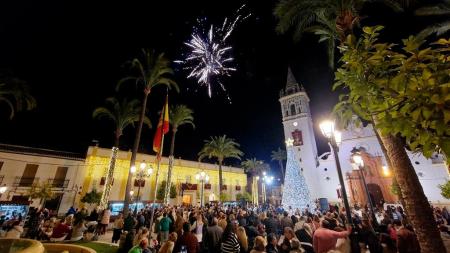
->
[198,135,243,199]
[93,97,151,209]
[271,148,287,182]
[274,0,362,68]
[164,105,195,203]
[118,49,179,216]
[241,158,264,203]
[92,97,152,148]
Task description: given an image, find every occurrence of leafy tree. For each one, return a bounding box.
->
[165,105,194,203]
[390,180,401,196]
[157,181,177,201]
[274,0,363,68]
[28,182,53,207]
[118,49,179,215]
[333,26,448,252]
[241,158,265,195]
[198,135,243,201]
[81,188,102,206]
[220,193,231,202]
[439,181,450,199]
[236,192,252,202]
[271,148,287,181]
[93,97,152,147]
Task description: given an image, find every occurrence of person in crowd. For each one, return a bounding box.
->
[175,211,185,237]
[279,227,297,253]
[174,222,199,253]
[5,220,23,238]
[204,217,223,252]
[66,206,77,216]
[250,236,266,253]
[358,219,382,253]
[264,212,279,235]
[124,213,136,232]
[266,233,279,253]
[191,213,207,247]
[294,225,313,253]
[219,212,228,230]
[395,220,420,253]
[221,223,241,253]
[134,228,150,246]
[281,211,293,230]
[51,219,71,241]
[88,208,99,222]
[128,238,149,253]
[313,220,351,253]
[289,239,304,253]
[99,207,111,235]
[159,212,173,243]
[113,213,124,244]
[71,219,87,241]
[159,232,178,253]
[236,226,249,253]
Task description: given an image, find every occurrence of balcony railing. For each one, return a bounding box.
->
[47,179,69,188]
[13,177,39,187]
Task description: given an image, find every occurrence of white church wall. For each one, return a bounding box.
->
[316,154,341,203]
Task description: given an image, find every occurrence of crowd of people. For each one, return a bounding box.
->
[1,201,450,253]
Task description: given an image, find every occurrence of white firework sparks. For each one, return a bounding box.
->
[176,5,250,98]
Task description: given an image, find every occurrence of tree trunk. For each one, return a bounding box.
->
[124,91,149,217]
[278,160,285,182]
[377,131,445,253]
[219,160,223,201]
[114,129,122,148]
[372,123,406,208]
[164,129,177,204]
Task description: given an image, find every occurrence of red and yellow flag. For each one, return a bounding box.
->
[153,96,169,154]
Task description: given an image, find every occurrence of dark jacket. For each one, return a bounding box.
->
[397,227,421,253]
[264,218,280,235]
[174,231,199,253]
[204,225,223,252]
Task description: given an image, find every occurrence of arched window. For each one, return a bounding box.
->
[290,104,296,116]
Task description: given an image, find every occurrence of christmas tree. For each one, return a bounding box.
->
[281,138,314,211]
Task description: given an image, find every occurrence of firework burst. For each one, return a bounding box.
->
[176,5,251,99]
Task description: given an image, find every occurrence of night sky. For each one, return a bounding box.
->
[0,1,445,173]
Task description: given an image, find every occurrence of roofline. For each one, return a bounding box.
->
[0,144,86,161]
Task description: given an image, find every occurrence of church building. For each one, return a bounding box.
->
[279,68,450,208]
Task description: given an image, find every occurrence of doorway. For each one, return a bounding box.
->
[367,184,384,207]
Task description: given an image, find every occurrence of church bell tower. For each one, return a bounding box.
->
[279,67,320,200]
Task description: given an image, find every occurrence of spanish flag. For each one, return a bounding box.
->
[153,95,169,154]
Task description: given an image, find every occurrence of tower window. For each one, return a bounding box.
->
[290,104,296,116]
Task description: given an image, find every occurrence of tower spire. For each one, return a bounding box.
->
[282,67,304,96]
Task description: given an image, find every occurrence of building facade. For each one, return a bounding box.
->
[279,68,450,207]
[0,144,247,215]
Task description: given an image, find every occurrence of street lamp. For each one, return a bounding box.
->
[0,184,7,199]
[195,171,209,207]
[262,174,274,204]
[351,152,377,225]
[319,120,353,224]
[131,162,153,211]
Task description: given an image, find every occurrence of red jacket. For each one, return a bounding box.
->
[174,232,199,253]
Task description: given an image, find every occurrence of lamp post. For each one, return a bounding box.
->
[195,171,209,207]
[131,162,153,212]
[351,152,378,225]
[255,176,260,205]
[319,120,352,224]
[262,174,274,204]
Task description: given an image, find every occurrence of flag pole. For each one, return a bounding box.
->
[148,93,168,235]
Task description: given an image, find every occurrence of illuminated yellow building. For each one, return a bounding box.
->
[80,146,247,207]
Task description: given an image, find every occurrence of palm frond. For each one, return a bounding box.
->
[416,21,450,42]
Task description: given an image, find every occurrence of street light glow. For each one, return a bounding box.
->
[0,185,7,194]
[319,120,335,139]
[140,162,146,170]
[130,190,134,196]
[334,131,342,145]
[147,168,153,175]
[352,154,364,168]
[130,166,136,174]
[382,165,390,176]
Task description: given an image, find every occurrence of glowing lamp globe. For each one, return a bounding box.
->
[319,120,335,139]
[130,166,136,174]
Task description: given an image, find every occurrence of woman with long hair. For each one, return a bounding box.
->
[236,226,249,253]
